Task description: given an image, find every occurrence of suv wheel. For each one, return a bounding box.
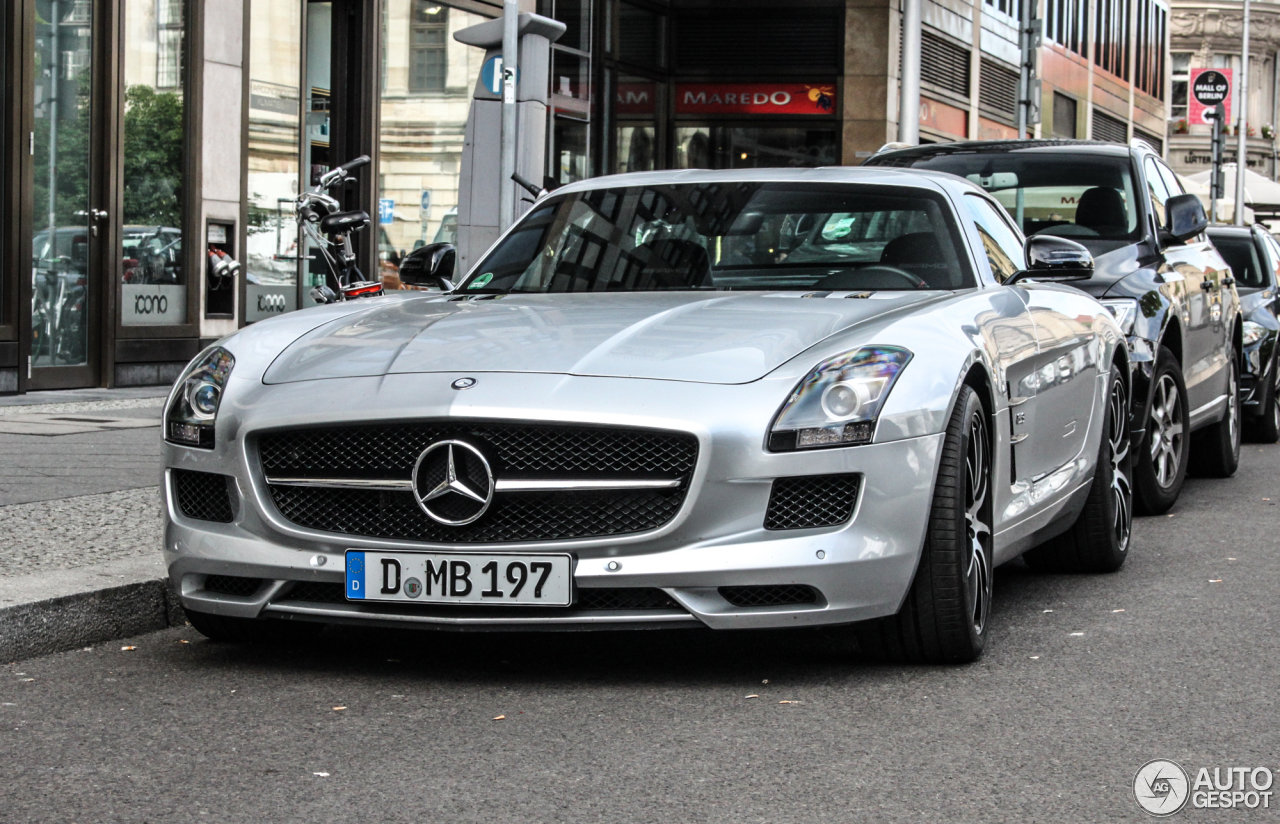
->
[1246,350,1280,444]
[1190,356,1242,477]
[1133,346,1190,515]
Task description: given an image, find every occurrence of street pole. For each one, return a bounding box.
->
[898,0,921,144]
[1017,0,1030,140]
[499,0,519,231]
[1235,0,1251,225]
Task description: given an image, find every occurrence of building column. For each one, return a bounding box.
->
[843,0,895,162]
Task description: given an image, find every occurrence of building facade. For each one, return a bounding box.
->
[0,0,1170,393]
[1168,0,1280,180]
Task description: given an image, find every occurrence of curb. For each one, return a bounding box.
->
[0,578,185,662]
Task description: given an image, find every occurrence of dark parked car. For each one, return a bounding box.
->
[1207,224,1280,442]
[866,139,1243,513]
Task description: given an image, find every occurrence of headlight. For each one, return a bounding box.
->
[165,346,235,448]
[1099,298,1139,335]
[1243,321,1266,347]
[768,346,912,451]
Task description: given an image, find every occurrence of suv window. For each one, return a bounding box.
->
[1212,233,1267,289]
[1262,234,1280,288]
[965,194,1025,282]
[869,152,1142,254]
[1144,158,1171,228]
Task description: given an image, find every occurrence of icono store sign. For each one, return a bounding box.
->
[674,83,836,115]
[122,284,187,325]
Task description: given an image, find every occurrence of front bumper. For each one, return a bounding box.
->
[164,409,944,632]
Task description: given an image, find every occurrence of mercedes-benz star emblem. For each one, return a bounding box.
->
[451,377,477,390]
[411,439,494,525]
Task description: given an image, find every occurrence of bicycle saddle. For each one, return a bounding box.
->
[319,210,370,234]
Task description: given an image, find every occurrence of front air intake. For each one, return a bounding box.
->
[172,470,235,523]
[763,474,859,530]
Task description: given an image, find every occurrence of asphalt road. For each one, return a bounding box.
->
[2,441,1278,823]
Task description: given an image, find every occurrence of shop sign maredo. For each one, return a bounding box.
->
[614,83,837,116]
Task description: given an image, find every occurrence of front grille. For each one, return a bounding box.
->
[277,582,677,611]
[269,486,684,543]
[719,585,819,608]
[763,474,860,530]
[286,581,348,603]
[259,422,698,543]
[204,575,264,597]
[577,588,676,611]
[172,469,235,523]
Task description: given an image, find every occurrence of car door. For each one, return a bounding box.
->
[1151,158,1226,420]
[964,194,1087,488]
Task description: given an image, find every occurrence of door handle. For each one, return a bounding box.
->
[90,209,108,221]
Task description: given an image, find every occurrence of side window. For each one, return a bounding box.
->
[1262,234,1280,288]
[1157,161,1185,198]
[1144,158,1171,228]
[965,195,1025,283]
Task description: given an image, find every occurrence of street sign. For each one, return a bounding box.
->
[420,190,432,214]
[1189,68,1232,126]
[480,56,519,96]
[378,199,395,225]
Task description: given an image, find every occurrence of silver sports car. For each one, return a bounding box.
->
[163,168,1132,663]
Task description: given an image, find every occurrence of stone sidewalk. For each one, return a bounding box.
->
[0,387,182,660]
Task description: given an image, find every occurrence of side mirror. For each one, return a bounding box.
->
[1007,235,1095,285]
[398,241,456,290]
[1164,193,1209,244]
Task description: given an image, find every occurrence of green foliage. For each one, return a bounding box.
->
[122,85,185,227]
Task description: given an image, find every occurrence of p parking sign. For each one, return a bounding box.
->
[378,198,395,225]
[1189,68,1232,126]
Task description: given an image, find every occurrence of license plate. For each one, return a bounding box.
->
[345,550,573,606]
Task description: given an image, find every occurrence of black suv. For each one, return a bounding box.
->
[1206,224,1280,442]
[866,139,1242,514]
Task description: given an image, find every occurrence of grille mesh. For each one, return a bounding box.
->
[204,575,263,597]
[720,585,819,608]
[278,582,677,611]
[577,588,677,611]
[763,474,860,530]
[269,486,684,543]
[172,470,235,523]
[260,422,697,543]
[259,421,697,479]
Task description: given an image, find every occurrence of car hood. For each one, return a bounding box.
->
[261,291,940,385]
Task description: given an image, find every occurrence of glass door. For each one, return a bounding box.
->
[30,0,104,388]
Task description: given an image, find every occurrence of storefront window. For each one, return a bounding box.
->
[675,126,838,169]
[246,0,302,321]
[31,0,94,367]
[120,0,187,326]
[554,117,589,183]
[614,75,657,173]
[377,1,485,280]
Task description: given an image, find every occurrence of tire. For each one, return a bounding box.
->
[855,384,993,664]
[1189,356,1242,478]
[1246,350,1280,444]
[1133,346,1190,515]
[184,607,325,644]
[1024,366,1133,573]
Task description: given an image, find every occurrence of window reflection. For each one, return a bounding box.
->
[121,0,187,326]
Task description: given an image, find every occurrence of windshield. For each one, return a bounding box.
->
[463,183,976,293]
[886,153,1141,254]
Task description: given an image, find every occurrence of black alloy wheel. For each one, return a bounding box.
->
[1190,356,1242,478]
[1024,367,1133,573]
[1133,346,1190,515]
[1247,349,1280,444]
[855,384,993,664]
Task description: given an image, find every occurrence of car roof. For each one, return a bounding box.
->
[1206,224,1261,238]
[868,139,1139,166]
[546,165,982,199]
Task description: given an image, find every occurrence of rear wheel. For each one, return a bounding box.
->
[1133,347,1189,515]
[1024,367,1132,573]
[1189,356,1241,478]
[855,384,992,664]
[1246,350,1280,444]
[184,608,325,644]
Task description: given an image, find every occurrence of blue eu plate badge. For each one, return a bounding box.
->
[346,551,366,599]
